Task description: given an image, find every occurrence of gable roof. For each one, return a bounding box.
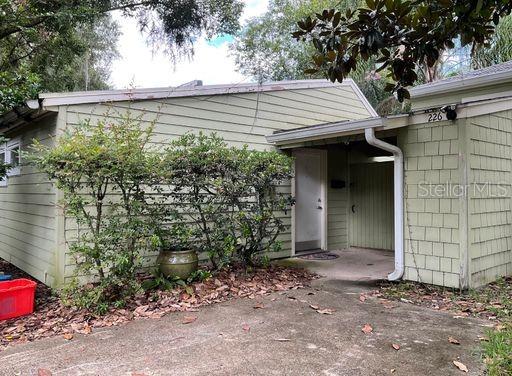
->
[1,79,378,130]
[36,79,377,116]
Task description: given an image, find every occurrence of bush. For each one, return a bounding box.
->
[226,147,294,266]
[29,114,164,309]
[163,133,294,268]
[30,124,293,310]
[162,133,238,269]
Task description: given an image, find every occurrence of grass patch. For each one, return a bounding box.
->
[482,324,512,376]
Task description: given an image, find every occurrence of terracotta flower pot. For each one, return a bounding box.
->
[157,249,198,280]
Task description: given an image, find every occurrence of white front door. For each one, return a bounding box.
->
[294,149,325,252]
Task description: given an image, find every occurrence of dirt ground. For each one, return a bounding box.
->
[0,276,488,375]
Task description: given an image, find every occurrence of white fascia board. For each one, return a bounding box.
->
[410,69,512,98]
[347,79,379,117]
[266,117,384,145]
[38,79,357,107]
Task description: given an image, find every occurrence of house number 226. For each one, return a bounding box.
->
[427,112,443,122]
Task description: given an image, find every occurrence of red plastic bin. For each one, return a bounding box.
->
[0,279,37,321]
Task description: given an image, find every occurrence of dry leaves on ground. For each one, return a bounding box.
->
[181,316,197,324]
[0,259,315,351]
[453,360,468,373]
[370,278,512,323]
[448,336,460,345]
[391,343,400,350]
[361,323,373,334]
[316,308,335,315]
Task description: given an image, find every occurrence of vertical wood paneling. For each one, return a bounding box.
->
[349,162,394,250]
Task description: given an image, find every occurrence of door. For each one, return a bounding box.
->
[349,162,394,250]
[294,149,326,252]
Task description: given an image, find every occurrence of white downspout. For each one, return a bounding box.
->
[364,128,404,281]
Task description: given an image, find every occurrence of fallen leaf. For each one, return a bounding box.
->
[182,316,197,324]
[309,304,319,310]
[448,336,460,345]
[37,370,52,376]
[359,295,366,303]
[453,361,468,373]
[242,324,250,332]
[273,338,291,342]
[390,369,396,374]
[62,333,73,341]
[392,343,400,350]
[80,325,92,335]
[316,308,335,315]
[253,302,265,309]
[362,324,373,334]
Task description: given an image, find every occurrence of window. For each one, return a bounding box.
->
[0,137,22,186]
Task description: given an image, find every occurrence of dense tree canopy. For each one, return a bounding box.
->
[233,0,356,83]
[232,0,401,114]
[293,0,512,101]
[0,0,244,113]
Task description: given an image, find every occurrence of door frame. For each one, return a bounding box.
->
[291,148,328,256]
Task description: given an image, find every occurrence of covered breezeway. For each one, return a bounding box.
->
[274,123,401,282]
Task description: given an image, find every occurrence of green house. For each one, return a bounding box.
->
[2,63,512,290]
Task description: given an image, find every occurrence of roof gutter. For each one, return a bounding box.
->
[0,99,46,132]
[410,69,512,98]
[365,128,404,281]
[266,117,384,145]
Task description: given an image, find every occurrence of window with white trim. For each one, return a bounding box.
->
[0,137,22,187]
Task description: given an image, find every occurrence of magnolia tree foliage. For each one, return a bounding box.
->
[28,115,164,310]
[162,133,294,268]
[231,0,403,115]
[293,0,512,101]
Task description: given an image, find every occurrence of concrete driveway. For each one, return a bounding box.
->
[0,276,487,376]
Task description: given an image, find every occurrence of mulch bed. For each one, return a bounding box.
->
[0,258,316,351]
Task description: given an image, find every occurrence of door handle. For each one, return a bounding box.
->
[351,205,356,213]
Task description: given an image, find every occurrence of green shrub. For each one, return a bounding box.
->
[163,132,294,268]
[226,146,294,266]
[30,123,293,310]
[162,133,238,269]
[29,114,165,309]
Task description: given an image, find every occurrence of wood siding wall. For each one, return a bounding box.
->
[0,115,58,286]
[59,85,373,281]
[468,110,512,287]
[327,148,349,250]
[349,162,394,250]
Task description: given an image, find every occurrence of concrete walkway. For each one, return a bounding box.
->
[277,248,394,281]
[0,276,487,375]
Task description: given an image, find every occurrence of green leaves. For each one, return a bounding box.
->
[29,113,164,310]
[0,70,40,114]
[293,0,512,101]
[162,132,294,268]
